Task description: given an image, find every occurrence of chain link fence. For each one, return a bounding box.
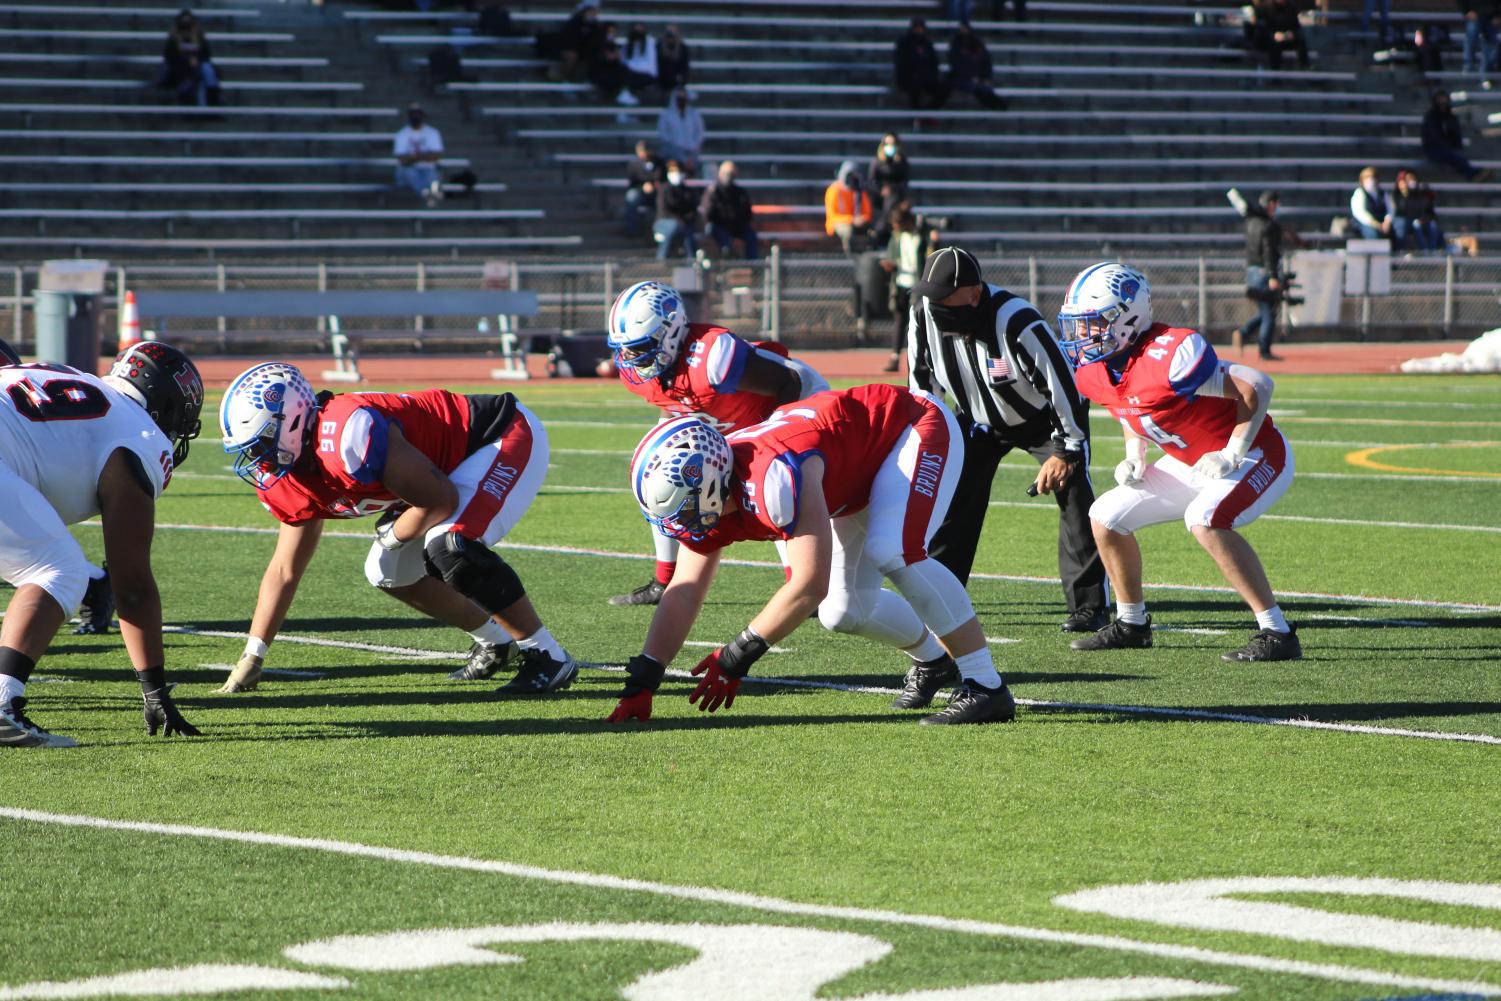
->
[2,252,1497,354]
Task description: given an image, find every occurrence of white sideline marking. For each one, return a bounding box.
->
[0,808,1496,999]
[201,662,327,680]
[0,965,348,1000]
[1307,614,1431,627]
[985,500,1501,534]
[1153,627,1230,637]
[986,636,1023,645]
[1277,396,1501,410]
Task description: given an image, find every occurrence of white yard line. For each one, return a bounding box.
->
[0,807,1495,998]
[983,500,1501,533]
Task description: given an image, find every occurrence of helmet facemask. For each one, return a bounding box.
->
[608,281,688,385]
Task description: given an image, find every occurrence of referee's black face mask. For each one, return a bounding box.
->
[930,292,987,337]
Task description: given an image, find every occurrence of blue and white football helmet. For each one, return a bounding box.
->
[607,280,690,385]
[219,361,319,488]
[630,416,735,541]
[1056,262,1153,366]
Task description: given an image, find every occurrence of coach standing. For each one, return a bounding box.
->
[905,246,1108,635]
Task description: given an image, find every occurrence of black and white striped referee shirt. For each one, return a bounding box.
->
[906,283,1090,454]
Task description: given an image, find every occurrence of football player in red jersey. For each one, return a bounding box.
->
[605,383,1015,726]
[1057,263,1300,662]
[217,362,576,694]
[604,280,828,606]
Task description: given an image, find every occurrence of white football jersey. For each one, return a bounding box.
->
[0,364,172,525]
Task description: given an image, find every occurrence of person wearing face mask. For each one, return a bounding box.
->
[1349,166,1395,242]
[393,103,446,207]
[825,161,873,254]
[869,133,910,212]
[656,87,705,174]
[904,247,1108,646]
[701,160,759,259]
[654,159,700,260]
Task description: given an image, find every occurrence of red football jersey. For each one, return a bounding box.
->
[257,388,471,525]
[1073,324,1279,464]
[621,322,793,432]
[683,383,931,553]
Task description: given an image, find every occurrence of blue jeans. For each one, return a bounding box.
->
[623,187,652,236]
[1354,221,1387,240]
[395,162,439,197]
[707,222,759,259]
[1394,216,1445,253]
[654,218,696,260]
[946,0,971,22]
[1464,16,1499,72]
[1425,143,1482,180]
[1243,266,1278,356]
[1362,0,1391,42]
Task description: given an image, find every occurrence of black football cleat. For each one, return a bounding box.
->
[448,639,517,681]
[608,580,666,607]
[0,697,77,748]
[496,649,579,696]
[1070,615,1153,651]
[891,655,959,710]
[919,681,1017,725]
[73,568,114,635]
[1222,625,1302,663]
[1060,606,1108,633]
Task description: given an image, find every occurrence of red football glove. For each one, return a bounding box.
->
[688,649,742,713]
[605,688,654,723]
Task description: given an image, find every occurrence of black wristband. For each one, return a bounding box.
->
[717,627,769,678]
[624,653,666,695]
[137,665,167,694]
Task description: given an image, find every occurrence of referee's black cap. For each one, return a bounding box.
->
[912,246,983,300]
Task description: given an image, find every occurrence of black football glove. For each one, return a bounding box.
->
[142,684,200,738]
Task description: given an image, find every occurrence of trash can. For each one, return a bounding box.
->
[35,259,109,372]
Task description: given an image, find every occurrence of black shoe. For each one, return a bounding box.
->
[1222,624,1302,662]
[1070,615,1153,651]
[1259,351,1283,361]
[608,580,666,607]
[1060,607,1108,633]
[496,648,579,695]
[920,681,1016,725]
[0,697,77,748]
[448,639,517,681]
[891,655,959,709]
[73,568,113,635]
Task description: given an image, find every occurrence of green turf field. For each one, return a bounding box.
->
[3,372,1500,1001]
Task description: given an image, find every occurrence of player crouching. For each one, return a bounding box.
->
[1057,263,1300,662]
[218,363,575,694]
[607,384,1015,726]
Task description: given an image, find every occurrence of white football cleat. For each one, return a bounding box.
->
[0,697,78,748]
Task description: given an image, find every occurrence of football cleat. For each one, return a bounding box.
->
[1060,606,1108,634]
[1222,625,1302,663]
[919,681,1017,725]
[449,639,517,681]
[73,568,114,635]
[608,580,666,607]
[495,649,579,696]
[1070,615,1153,651]
[0,697,78,748]
[891,655,959,710]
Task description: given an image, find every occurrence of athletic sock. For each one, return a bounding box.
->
[901,630,946,664]
[1254,605,1290,633]
[1116,601,1148,626]
[0,673,24,705]
[467,619,511,646]
[953,648,1003,689]
[518,626,566,661]
[654,561,675,586]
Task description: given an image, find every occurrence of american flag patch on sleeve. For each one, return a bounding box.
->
[987,355,1013,383]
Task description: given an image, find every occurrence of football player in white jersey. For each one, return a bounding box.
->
[0,342,205,747]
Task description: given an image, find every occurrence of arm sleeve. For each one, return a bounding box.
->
[703,331,753,394]
[393,130,409,157]
[335,407,392,485]
[1169,333,1221,397]
[906,304,935,394]
[1016,320,1089,451]
[1350,188,1377,227]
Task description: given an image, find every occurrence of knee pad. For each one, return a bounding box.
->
[364,539,428,590]
[886,558,974,638]
[422,531,526,614]
[817,591,870,634]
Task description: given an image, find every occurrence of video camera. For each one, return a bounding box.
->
[1247,269,1304,308]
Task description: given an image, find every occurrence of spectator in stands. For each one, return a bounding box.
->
[1460,2,1499,74]
[1350,167,1396,241]
[1423,91,1493,181]
[654,159,699,260]
[870,132,911,211]
[1251,0,1310,71]
[1363,0,1393,45]
[1394,169,1446,253]
[825,160,873,253]
[657,25,690,90]
[947,24,1005,109]
[623,22,659,96]
[543,0,602,82]
[159,9,221,107]
[393,103,444,207]
[624,140,664,237]
[880,206,930,372]
[590,41,639,110]
[894,18,948,111]
[1236,190,1292,361]
[701,160,759,259]
[657,87,705,173]
[1414,22,1448,74]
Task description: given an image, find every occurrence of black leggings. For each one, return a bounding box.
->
[892,286,912,354]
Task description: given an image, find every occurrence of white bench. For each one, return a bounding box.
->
[5,235,583,251]
[0,77,364,94]
[0,128,390,145]
[0,28,292,42]
[0,155,470,169]
[8,181,508,195]
[452,81,892,96]
[0,103,397,122]
[0,5,260,18]
[0,54,328,69]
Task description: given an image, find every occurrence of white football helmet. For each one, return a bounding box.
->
[630,416,735,541]
[219,362,320,488]
[1056,262,1153,366]
[607,280,690,384]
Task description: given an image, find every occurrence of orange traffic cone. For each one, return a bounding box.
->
[117,290,141,352]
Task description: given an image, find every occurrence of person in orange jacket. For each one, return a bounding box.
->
[825,160,873,253]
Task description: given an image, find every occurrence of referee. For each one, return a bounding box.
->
[906,246,1107,633]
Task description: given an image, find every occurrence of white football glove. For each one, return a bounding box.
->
[1114,457,1147,487]
[373,510,408,551]
[217,653,262,694]
[1193,449,1240,480]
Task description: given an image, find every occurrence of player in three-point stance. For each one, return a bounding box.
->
[603,280,827,606]
[0,342,205,747]
[607,382,1015,726]
[1057,262,1301,662]
[217,362,576,694]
